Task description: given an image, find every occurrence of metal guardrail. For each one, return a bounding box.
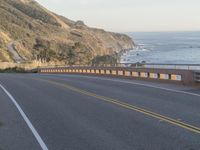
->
[142,64,200,70]
[194,72,200,82]
[38,63,200,71]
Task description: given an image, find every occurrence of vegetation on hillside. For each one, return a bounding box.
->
[0,0,134,66]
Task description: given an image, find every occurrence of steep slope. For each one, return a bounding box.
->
[0,0,134,65]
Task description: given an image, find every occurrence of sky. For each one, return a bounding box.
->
[36,0,200,32]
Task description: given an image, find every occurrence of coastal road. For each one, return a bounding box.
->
[0,74,200,150]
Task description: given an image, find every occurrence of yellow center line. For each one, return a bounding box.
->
[33,77,200,134]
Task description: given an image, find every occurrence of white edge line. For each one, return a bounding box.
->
[0,84,48,150]
[39,74,200,97]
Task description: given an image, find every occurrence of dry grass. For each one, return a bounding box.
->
[0,61,66,70]
[0,31,11,43]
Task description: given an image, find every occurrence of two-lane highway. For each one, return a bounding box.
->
[0,74,200,150]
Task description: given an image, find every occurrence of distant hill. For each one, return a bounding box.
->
[0,0,134,65]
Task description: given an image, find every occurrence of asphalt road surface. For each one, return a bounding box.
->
[0,73,200,150]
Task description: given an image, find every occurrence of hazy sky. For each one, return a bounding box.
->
[36,0,200,32]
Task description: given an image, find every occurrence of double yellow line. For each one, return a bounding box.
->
[34,78,200,134]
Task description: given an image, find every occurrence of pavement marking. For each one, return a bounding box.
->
[0,84,48,150]
[34,78,200,134]
[40,74,200,97]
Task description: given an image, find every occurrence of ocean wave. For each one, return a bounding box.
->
[132,46,150,51]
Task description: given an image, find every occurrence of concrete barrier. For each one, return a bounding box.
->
[38,66,198,85]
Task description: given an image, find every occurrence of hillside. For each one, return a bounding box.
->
[0,0,134,65]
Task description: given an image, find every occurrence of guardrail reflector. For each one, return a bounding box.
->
[150,73,158,79]
[171,75,182,81]
[96,70,100,74]
[112,70,117,75]
[160,74,169,80]
[118,71,124,76]
[141,72,148,78]
[125,71,131,76]
[106,70,111,74]
[132,72,139,77]
[101,70,105,74]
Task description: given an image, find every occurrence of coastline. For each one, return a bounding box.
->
[121,31,200,64]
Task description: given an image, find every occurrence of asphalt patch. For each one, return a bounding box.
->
[0,121,3,127]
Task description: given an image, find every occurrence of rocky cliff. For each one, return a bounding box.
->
[0,0,134,65]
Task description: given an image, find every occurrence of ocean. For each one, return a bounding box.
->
[121,31,200,64]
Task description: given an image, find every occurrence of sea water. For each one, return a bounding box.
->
[121,31,200,64]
